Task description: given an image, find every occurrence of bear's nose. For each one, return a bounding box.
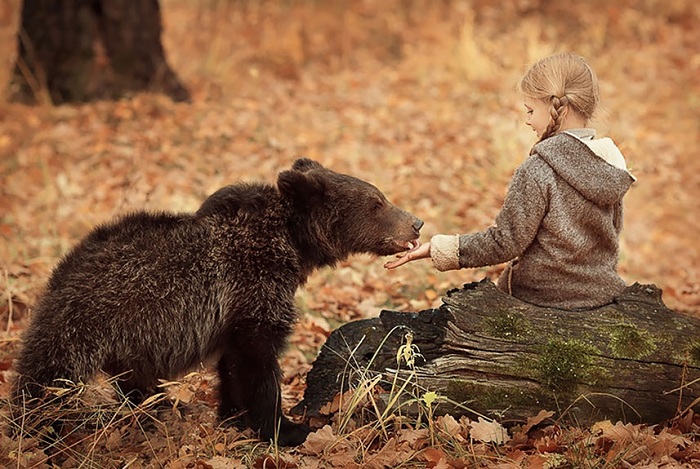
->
[413,219,424,231]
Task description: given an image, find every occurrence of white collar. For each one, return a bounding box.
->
[565,130,636,181]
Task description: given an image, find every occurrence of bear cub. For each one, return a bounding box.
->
[13,158,423,446]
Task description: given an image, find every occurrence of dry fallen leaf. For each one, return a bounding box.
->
[421,447,448,468]
[397,427,430,447]
[522,410,555,434]
[302,425,337,455]
[253,454,299,469]
[437,414,465,441]
[362,437,412,469]
[469,417,510,445]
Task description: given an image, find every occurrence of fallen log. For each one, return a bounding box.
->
[293,279,700,425]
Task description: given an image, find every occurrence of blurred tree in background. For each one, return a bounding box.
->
[9,0,189,104]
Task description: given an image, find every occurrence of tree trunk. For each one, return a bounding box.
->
[294,279,700,426]
[9,0,189,104]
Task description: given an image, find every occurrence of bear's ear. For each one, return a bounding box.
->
[277,169,327,204]
[291,157,324,173]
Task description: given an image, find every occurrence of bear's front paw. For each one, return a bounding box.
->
[272,420,312,447]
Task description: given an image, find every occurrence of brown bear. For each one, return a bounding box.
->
[12,158,422,446]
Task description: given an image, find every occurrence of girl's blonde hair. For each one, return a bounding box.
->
[518,53,600,147]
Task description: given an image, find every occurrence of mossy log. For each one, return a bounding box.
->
[293,279,700,425]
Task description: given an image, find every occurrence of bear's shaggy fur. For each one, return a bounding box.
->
[13,158,422,446]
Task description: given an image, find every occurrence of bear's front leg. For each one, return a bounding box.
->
[217,340,311,446]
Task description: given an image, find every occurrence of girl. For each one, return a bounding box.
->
[385,53,636,310]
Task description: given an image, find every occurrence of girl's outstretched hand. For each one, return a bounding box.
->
[384,241,431,269]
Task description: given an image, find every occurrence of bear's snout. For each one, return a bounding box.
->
[413,219,424,232]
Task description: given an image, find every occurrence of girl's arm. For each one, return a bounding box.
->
[385,157,547,271]
[446,159,547,270]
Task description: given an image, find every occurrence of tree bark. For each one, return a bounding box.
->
[294,279,700,426]
[9,0,189,104]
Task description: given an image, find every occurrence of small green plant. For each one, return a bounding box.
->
[395,331,423,369]
[328,326,498,465]
[421,390,439,445]
[542,452,569,468]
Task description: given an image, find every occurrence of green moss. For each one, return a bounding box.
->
[481,310,532,341]
[685,341,700,366]
[535,339,602,392]
[445,380,555,412]
[608,323,657,359]
[444,380,478,405]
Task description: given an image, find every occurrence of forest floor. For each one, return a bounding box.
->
[1,0,699,467]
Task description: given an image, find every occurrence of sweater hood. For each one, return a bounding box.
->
[533,130,635,206]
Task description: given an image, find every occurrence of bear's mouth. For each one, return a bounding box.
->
[389,238,420,254]
[404,240,420,251]
[378,237,421,256]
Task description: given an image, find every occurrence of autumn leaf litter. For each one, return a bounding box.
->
[1,0,699,467]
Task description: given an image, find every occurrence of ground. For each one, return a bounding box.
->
[0,0,699,467]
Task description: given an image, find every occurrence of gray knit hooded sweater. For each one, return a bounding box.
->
[430,129,636,310]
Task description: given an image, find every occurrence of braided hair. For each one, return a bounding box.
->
[541,94,570,142]
[518,53,600,153]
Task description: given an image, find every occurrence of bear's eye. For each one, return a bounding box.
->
[372,198,385,210]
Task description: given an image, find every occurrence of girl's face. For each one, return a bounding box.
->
[523,97,551,138]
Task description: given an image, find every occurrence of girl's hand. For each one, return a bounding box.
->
[384,242,431,269]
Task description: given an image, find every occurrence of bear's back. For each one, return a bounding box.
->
[46,211,208,292]
[196,182,280,219]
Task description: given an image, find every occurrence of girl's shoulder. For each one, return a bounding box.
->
[516,153,557,179]
[509,154,558,194]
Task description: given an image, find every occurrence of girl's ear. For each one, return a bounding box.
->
[277,169,327,205]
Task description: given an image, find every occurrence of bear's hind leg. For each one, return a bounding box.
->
[11,341,103,438]
[112,374,151,407]
[14,340,101,403]
[217,343,311,446]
